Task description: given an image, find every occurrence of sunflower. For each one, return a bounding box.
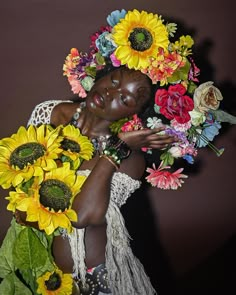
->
[37,268,73,295]
[6,186,31,213]
[113,9,169,70]
[16,163,86,235]
[0,125,63,189]
[60,124,94,170]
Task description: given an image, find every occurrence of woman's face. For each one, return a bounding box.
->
[86,67,152,121]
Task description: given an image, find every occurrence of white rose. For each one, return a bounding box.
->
[193,81,223,113]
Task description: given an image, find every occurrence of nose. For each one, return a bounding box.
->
[105,87,120,100]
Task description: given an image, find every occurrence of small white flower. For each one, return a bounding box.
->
[147,117,163,129]
[166,22,177,37]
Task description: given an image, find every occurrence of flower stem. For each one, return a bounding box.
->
[191,127,224,157]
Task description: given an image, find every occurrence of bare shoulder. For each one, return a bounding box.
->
[51,101,79,126]
[119,151,146,180]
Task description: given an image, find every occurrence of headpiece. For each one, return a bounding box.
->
[63,9,236,189]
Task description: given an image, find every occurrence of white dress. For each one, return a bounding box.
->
[28,100,157,295]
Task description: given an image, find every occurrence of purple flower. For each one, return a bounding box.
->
[165,128,188,144]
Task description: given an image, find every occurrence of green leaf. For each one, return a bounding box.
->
[167,59,190,83]
[20,178,34,194]
[0,219,24,278]
[95,52,105,65]
[0,273,32,295]
[187,80,197,94]
[85,66,97,78]
[160,151,174,167]
[210,109,236,124]
[13,227,48,270]
[154,104,161,114]
[109,117,129,134]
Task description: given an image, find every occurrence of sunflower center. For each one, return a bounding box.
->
[10,142,46,169]
[128,27,153,51]
[45,272,61,291]
[61,138,81,153]
[39,179,72,212]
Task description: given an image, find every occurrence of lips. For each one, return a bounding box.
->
[92,92,105,108]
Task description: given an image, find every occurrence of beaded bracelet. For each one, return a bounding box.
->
[102,135,131,166]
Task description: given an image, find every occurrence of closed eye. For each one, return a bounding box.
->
[120,94,137,107]
[111,79,119,87]
[120,94,128,105]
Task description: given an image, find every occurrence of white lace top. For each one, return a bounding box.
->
[27,100,156,295]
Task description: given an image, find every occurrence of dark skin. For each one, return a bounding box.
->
[20,67,177,273]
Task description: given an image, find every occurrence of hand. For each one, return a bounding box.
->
[118,127,178,151]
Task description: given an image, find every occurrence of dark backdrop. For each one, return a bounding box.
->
[0,1,235,294]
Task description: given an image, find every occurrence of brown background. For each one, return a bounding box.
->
[0,1,235,294]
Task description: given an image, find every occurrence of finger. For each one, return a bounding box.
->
[147,137,178,148]
[151,127,166,133]
[148,142,171,149]
[147,133,178,142]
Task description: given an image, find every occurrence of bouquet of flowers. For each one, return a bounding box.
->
[0,123,94,294]
[116,81,236,189]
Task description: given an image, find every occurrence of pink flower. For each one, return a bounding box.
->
[68,76,87,98]
[146,162,188,190]
[121,114,143,132]
[110,53,121,67]
[155,84,194,123]
[170,118,191,132]
[188,57,200,82]
[180,143,198,157]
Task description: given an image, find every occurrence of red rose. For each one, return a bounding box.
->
[155,84,194,123]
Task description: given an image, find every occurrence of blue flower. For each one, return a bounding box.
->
[183,154,194,164]
[95,32,116,57]
[107,9,127,27]
[197,121,221,147]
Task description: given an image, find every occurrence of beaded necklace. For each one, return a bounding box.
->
[70,102,111,154]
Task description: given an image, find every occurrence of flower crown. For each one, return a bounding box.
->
[63,9,198,95]
[63,8,236,189]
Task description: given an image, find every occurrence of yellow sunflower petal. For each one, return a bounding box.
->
[38,209,52,228]
[113,9,169,70]
[65,209,78,222]
[16,126,29,144]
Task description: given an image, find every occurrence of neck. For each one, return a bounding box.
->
[77,107,111,139]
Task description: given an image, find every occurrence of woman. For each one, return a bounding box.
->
[27,65,177,294]
[2,7,230,295]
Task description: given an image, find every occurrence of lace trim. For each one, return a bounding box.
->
[27,99,72,126]
[77,170,141,207]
